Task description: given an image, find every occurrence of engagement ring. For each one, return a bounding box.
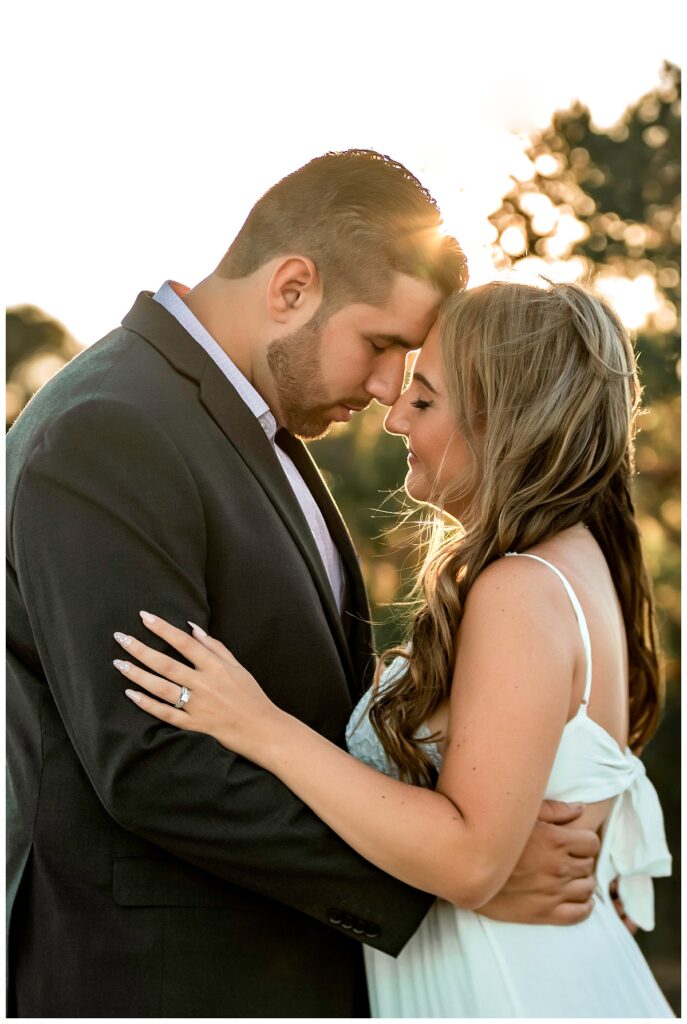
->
[174,686,190,710]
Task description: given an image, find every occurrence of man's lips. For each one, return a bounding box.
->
[334,402,369,421]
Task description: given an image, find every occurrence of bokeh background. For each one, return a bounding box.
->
[5,1,680,1013]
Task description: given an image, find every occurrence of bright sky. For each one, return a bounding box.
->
[5,0,681,345]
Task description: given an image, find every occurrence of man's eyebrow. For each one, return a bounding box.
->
[370,333,420,352]
[412,371,439,395]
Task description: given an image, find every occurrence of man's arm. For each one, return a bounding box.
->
[8,397,432,955]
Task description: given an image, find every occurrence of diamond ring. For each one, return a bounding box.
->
[174,686,191,710]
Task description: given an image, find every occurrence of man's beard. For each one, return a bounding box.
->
[266,313,339,440]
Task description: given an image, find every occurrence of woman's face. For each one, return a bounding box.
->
[384,324,476,517]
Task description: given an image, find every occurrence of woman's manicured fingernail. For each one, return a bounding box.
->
[188,621,208,637]
[114,632,132,647]
[125,688,141,703]
[139,611,156,624]
[114,659,131,672]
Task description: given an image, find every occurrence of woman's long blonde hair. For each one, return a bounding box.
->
[370,280,663,785]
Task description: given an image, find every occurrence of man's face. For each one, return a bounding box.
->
[266,273,442,439]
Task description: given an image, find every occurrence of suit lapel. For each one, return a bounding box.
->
[122,292,357,689]
[277,429,375,698]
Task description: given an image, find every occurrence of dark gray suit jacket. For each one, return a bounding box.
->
[6,293,432,1018]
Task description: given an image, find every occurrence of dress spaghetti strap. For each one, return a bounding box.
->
[504,552,592,707]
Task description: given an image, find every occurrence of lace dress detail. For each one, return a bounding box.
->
[346,553,673,1017]
[345,655,442,779]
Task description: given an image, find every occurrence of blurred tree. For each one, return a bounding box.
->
[489,60,680,405]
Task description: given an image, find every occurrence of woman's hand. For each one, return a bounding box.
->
[113,611,282,761]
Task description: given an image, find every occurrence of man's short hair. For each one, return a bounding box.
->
[217,149,469,310]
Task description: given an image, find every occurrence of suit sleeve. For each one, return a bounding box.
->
[9,397,433,955]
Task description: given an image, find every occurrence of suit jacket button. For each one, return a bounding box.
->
[327,909,343,925]
[364,925,380,939]
[340,913,354,930]
[352,924,365,935]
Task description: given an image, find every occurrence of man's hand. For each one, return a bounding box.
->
[478,800,600,926]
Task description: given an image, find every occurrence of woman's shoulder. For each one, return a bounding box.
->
[465,549,571,623]
[458,547,593,684]
[468,526,603,610]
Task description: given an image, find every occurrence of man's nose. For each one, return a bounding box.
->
[383,392,409,437]
[365,351,408,407]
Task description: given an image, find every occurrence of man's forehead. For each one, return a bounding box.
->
[396,277,441,315]
[364,297,440,347]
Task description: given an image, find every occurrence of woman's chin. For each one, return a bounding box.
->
[404,473,466,521]
[404,472,430,506]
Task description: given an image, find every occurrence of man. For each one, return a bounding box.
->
[7,150,599,1017]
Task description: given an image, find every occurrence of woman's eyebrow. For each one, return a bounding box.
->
[412,371,439,395]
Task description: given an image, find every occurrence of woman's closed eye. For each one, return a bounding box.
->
[411,398,433,410]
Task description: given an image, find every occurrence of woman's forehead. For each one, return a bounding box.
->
[413,324,442,373]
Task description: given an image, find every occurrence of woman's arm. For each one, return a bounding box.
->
[118,557,576,909]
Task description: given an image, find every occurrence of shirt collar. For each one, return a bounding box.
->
[153,280,277,439]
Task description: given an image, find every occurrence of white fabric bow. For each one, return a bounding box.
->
[603,751,672,930]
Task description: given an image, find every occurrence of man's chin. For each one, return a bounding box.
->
[292,420,335,442]
[285,413,336,441]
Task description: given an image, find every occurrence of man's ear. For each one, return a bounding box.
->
[266,257,322,325]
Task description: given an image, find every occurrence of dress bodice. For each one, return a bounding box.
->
[346,656,442,781]
[346,553,671,931]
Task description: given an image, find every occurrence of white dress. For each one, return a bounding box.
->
[346,553,673,1018]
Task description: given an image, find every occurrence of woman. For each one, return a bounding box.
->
[114,281,673,1017]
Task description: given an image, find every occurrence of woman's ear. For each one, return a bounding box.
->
[266,256,322,325]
